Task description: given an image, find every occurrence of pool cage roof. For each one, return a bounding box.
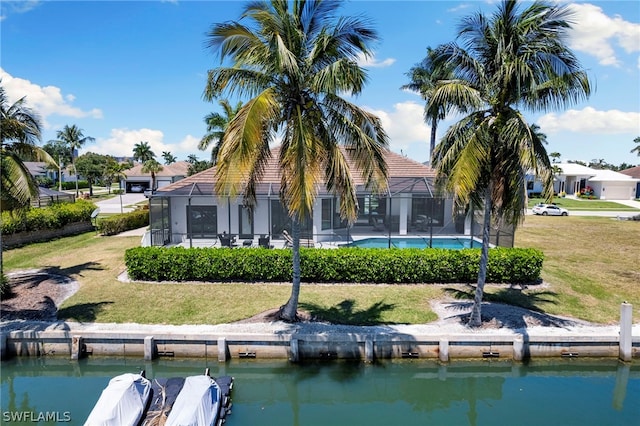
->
[151,146,446,200]
[151,175,444,200]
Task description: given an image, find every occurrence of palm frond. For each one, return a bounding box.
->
[215,88,279,198]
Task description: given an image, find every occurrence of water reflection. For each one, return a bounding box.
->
[1,357,638,425]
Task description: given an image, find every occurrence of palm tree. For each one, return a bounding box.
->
[1,86,55,211]
[162,151,177,165]
[205,0,389,321]
[402,47,456,164]
[199,99,243,164]
[430,0,591,327]
[0,85,55,281]
[132,141,155,164]
[50,125,95,196]
[103,157,131,193]
[142,158,163,191]
[631,137,640,157]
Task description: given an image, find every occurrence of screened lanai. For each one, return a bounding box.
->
[146,147,513,248]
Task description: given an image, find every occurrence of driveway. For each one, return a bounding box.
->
[94,193,147,214]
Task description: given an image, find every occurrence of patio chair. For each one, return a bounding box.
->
[258,235,273,249]
[218,233,237,248]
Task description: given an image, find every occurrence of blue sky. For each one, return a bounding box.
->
[2,0,639,167]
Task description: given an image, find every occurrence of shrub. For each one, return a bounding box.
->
[61,180,89,190]
[125,246,543,284]
[1,199,96,234]
[97,210,149,236]
[0,273,10,298]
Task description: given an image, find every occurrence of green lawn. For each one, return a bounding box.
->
[3,215,639,325]
[527,197,638,210]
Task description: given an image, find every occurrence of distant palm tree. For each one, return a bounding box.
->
[199,99,243,164]
[205,0,389,321]
[1,85,55,211]
[162,151,177,165]
[430,0,591,327]
[50,125,95,196]
[631,136,640,157]
[104,158,131,193]
[402,47,456,163]
[132,141,155,164]
[142,158,163,190]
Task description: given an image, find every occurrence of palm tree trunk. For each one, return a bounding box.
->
[429,121,438,164]
[73,161,79,197]
[281,218,301,321]
[469,185,492,327]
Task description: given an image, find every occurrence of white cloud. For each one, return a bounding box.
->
[366,101,429,155]
[356,52,396,68]
[0,69,103,128]
[567,3,640,67]
[0,0,40,21]
[90,128,201,160]
[537,107,640,134]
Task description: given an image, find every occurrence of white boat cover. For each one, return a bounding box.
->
[84,373,151,426]
[165,375,221,426]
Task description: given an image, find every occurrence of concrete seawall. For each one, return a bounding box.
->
[2,325,638,363]
[2,303,636,362]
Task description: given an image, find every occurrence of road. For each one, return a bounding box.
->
[94,193,147,214]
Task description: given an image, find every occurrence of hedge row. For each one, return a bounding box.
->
[97,210,149,236]
[125,246,543,284]
[1,200,96,234]
[61,181,90,190]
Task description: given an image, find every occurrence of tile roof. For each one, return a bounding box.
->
[619,166,640,179]
[124,161,190,177]
[156,146,436,196]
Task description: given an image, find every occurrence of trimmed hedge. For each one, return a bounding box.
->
[97,210,149,236]
[61,181,89,190]
[1,199,96,234]
[125,246,543,284]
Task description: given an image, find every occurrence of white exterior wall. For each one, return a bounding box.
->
[591,182,636,200]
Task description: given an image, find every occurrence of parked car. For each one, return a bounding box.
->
[532,203,568,216]
[130,184,145,193]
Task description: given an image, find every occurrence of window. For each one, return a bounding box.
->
[186,206,217,238]
[238,205,253,238]
[321,199,332,230]
[355,195,386,227]
[321,198,347,230]
[270,200,313,238]
[411,197,444,230]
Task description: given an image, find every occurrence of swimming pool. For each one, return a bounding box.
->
[343,237,480,249]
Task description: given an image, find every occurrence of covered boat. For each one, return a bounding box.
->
[165,374,222,426]
[85,372,151,426]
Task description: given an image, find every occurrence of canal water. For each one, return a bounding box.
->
[1,357,638,425]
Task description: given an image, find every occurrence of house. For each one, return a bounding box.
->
[619,166,640,198]
[527,163,638,200]
[145,147,468,247]
[121,161,190,193]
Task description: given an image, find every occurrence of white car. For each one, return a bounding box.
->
[130,184,145,193]
[532,203,568,216]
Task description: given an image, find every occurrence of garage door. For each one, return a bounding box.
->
[601,184,632,200]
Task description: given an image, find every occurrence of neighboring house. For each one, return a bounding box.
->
[527,163,638,200]
[23,161,59,182]
[121,161,190,193]
[620,166,640,198]
[146,147,467,247]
